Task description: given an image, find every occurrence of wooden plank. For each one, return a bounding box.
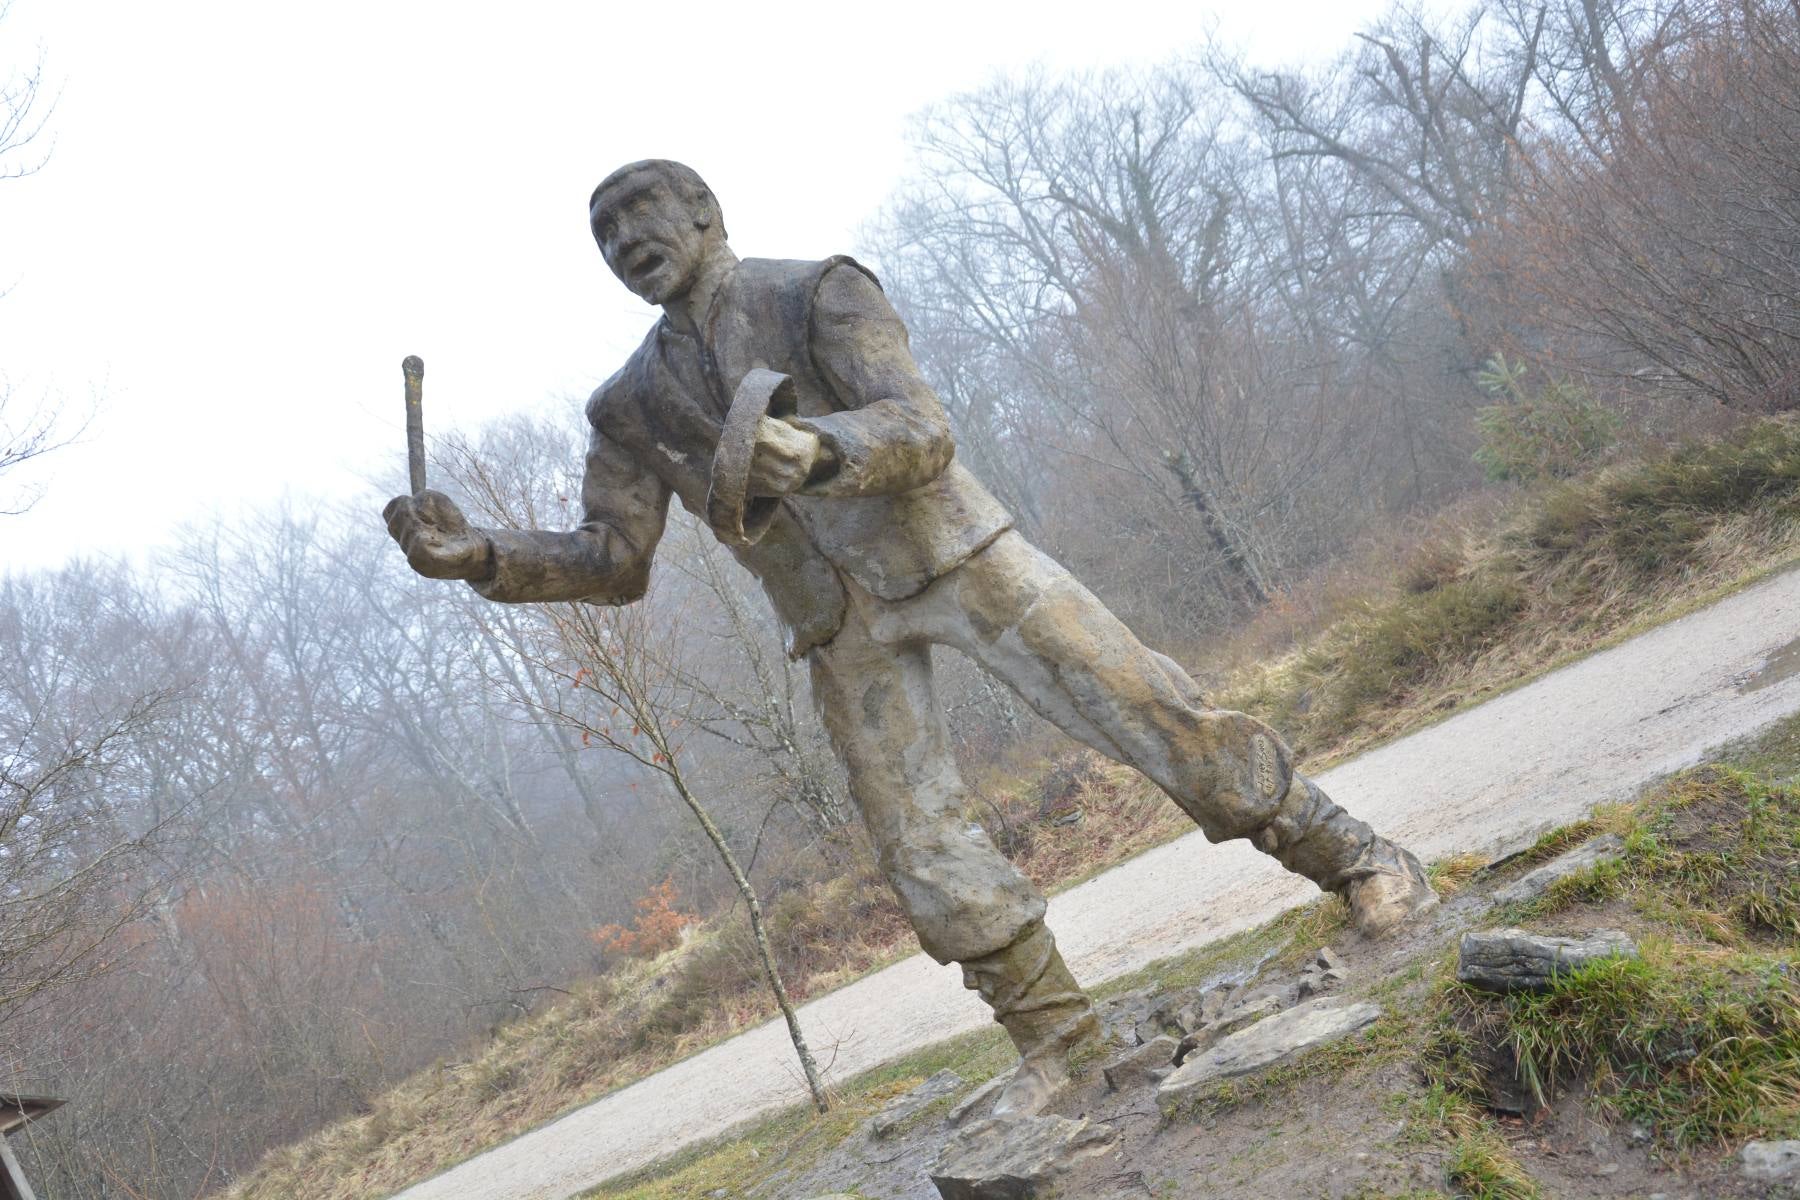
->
[0,1133,37,1200]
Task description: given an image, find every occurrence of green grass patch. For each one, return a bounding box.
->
[1445,1132,1543,1200]
[1434,755,1800,1152]
[1440,944,1799,1148]
[1503,765,1800,947]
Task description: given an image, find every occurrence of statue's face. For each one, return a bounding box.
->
[591,176,711,306]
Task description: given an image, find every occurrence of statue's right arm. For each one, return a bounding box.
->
[471,417,672,606]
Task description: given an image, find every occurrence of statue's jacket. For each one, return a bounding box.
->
[473,256,1013,656]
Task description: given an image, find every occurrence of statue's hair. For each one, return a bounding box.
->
[588,159,727,242]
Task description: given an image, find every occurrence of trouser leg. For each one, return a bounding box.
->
[809,616,1098,1112]
[904,533,1434,927]
[808,621,1045,964]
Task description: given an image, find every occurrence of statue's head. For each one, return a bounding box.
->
[589,160,728,306]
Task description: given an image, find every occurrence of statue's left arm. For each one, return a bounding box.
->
[786,261,956,497]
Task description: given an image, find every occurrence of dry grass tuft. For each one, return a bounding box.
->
[1212,416,1800,762]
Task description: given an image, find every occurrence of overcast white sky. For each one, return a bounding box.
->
[1,0,1394,572]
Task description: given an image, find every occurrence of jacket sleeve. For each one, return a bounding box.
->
[789,261,956,497]
[470,395,671,606]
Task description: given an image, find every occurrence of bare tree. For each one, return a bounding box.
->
[1475,0,1800,410]
[481,578,832,1113]
[0,3,71,514]
[447,432,833,1112]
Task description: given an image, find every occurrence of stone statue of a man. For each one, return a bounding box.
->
[383,160,1439,1117]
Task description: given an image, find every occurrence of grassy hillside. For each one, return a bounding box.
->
[229,415,1800,1200]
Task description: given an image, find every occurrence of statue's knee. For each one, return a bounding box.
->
[878,832,1047,965]
[1185,711,1295,841]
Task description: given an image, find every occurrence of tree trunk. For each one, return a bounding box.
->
[666,768,830,1113]
[1164,450,1270,608]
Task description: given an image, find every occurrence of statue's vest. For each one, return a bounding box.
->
[594,256,1012,656]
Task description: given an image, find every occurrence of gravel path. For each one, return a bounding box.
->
[395,567,1800,1200]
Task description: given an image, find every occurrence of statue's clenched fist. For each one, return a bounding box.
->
[383,489,495,581]
[746,416,825,498]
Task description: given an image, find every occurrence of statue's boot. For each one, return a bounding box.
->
[960,922,1101,1119]
[1255,774,1439,939]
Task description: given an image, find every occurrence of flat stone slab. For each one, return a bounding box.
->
[1742,1139,1800,1185]
[1457,928,1637,993]
[868,1069,964,1138]
[1493,835,1625,905]
[1175,993,1284,1065]
[931,1114,1119,1199]
[1158,998,1382,1113]
[944,1073,1008,1130]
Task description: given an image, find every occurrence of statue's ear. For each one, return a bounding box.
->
[688,184,719,234]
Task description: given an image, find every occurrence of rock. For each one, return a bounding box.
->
[869,1068,964,1138]
[1315,946,1347,971]
[1159,998,1383,1113]
[1297,965,1349,999]
[1492,835,1624,906]
[1097,985,1160,1042]
[1742,1139,1800,1184]
[1456,928,1637,993]
[1232,980,1302,1009]
[1134,990,1199,1043]
[931,1114,1119,1199]
[945,1073,1009,1129]
[1102,1034,1177,1091]
[1174,993,1284,1065]
[1196,985,1229,1024]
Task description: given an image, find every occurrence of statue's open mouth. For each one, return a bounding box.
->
[629,251,665,284]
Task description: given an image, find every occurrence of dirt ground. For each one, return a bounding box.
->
[396,566,1800,1200]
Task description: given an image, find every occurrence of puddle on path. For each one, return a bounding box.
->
[1742,635,1800,692]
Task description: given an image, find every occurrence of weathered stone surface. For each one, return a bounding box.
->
[1742,1139,1800,1184]
[945,1073,1009,1130]
[930,1114,1119,1199]
[1493,835,1625,906]
[869,1069,964,1138]
[1457,928,1637,993]
[1134,990,1200,1043]
[1315,945,1347,972]
[1296,964,1348,999]
[1102,1034,1177,1091]
[1097,986,1160,1043]
[1159,998,1383,1113]
[1174,993,1285,1065]
[1234,980,1302,1009]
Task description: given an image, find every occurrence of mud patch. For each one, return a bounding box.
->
[1740,634,1800,692]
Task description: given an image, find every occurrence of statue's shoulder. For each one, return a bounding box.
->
[585,322,664,432]
[734,256,884,304]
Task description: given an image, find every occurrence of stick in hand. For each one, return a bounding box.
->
[402,355,426,494]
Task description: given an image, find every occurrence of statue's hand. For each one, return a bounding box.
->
[744,416,823,498]
[382,489,495,581]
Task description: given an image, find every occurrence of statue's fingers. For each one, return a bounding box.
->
[416,488,468,532]
[383,496,416,540]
